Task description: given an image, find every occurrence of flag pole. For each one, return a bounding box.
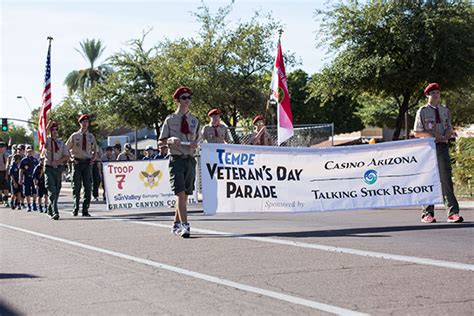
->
[38,36,54,154]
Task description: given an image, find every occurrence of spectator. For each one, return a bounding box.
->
[117,143,136,161]
[142,145,155,160]
[154,144,169,160]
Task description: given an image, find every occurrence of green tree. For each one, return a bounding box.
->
[312,1,474,140]
[64,39,109,94]
[95,33,169,137]
[287,69,364,134]
[46,93,102,143]
[154,3,292,131]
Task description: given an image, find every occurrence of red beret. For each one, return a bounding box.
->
[252,115,265,125]
[78,114,90,123]
[208,108,221,116]
[173,86,193,100]
[424,83,440,96]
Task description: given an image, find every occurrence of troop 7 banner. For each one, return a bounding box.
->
[200,139,443,214]
[103,160,198,210]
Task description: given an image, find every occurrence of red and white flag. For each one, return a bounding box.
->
[270,39,293,145]
[38,39,52,154]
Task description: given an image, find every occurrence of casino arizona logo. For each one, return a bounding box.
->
[324,155,418,170]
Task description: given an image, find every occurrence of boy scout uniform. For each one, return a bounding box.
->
[159,110,200,195]
[414,104,459,217]
[201,124,230,143]
[66,129,97,216]
[44,137,69,217]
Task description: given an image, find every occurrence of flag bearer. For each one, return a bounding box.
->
[44,121,69,220]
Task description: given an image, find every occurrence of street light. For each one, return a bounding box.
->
[16,95,33,112]
[16,95,36,149]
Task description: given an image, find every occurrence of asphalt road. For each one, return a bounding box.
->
[1,184,473,315]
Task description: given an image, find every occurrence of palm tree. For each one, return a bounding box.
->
[64,39,109,94]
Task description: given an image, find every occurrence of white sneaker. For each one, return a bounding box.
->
[171,222,181,235]
[179,222,190,238]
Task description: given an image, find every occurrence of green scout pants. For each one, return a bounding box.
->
[72,160,92,214]
[45,165,64,216]
[92,162,101,199]
[422,143,459,217]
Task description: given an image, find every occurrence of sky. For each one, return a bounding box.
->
[1,0,331,129]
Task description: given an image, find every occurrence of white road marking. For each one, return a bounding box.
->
[0,223,368,316]
[95,215,474,272]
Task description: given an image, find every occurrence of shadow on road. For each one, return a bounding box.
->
[232,223,474,238]
[0,273,39,279]
[0,300,21,316]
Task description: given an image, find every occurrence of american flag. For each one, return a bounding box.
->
[38,38,52,153]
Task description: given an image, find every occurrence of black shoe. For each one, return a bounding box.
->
[53,214,60,220]
[82,213,91,217]
[72,211,78,216]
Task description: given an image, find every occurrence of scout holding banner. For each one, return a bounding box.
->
[201,138,443,214]
[102,159,198,210]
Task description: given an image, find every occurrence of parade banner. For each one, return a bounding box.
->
[201,139,443,214]
[103,160,198,210]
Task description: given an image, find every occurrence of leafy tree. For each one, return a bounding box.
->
[95,33,169,138]
[45,93,102,143]
[64,39,110,94]
[287,69,364,134]
[443,84,474,127]
[312,1,474,139]
[154,3,292,132]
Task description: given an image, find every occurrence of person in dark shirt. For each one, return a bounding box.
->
[33,158,48,213]
[19,146,38,212]
[142,145,155,160]
[154,144,169,160]
[9,154,22,210]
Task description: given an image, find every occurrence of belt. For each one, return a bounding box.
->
[74,158,92,162]
[171,155,193,159]
[46,164,63,169]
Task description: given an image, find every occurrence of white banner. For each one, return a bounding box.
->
[103,160,198,210]
[201,139,443,214]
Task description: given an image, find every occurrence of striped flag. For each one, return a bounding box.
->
[270,38,293,145]
[38,39,52,153]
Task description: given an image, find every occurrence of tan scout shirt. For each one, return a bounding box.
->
[414,104,452,141]
[66,130,97,160]
[159,110,200,156]
[250,130,272,146]
[44,137,69,166]
[116,151,136,161]
[201,124,230,144]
